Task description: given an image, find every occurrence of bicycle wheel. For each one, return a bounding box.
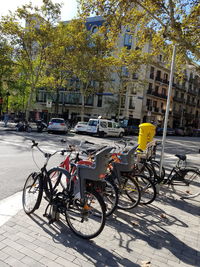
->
[151,160,165,181]
[171,169,200,198]
[103,177,118,216]
[132,174,157,205]
[44,167,71,201]
[22,172,43,214]
[66,188,106,239]
[117,175,141,210]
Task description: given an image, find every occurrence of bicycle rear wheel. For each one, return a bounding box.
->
[22,172,43,214]
[66,188,106,239]
[171,169,200,198]
[117,176,141,210]
[132,174,157,205]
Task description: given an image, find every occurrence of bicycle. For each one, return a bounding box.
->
[137,141,200,199]
[111,139,157,206]
[51,140,119,217]
[22,140,109,239]
[163,154,200,199]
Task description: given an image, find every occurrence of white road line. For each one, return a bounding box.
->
[0,191,22,227]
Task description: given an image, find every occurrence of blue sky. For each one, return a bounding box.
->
[0,0,78,21]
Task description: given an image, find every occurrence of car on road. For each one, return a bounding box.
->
[47,118,68,134]
[87,118,125,137]
[74,121,88,134]
[123,125,139,136]
[156,127,175,136]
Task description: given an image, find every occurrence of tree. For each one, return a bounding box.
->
[0,0,62,119]
[0,39,14,114]
[79,0,200,64]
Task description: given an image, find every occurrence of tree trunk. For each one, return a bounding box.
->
[80,93,85,121]
[25,88,34,121]
[55,87,59,116]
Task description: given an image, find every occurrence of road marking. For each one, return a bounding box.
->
[0,191,22,227]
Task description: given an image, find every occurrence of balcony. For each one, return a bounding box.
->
[173,96,185,103]
[162,79,169,85]
[188,89,197,95]
[154,107,160,113]
[186,100,196,107]
[185,112,195,119]
[155,76,162,83]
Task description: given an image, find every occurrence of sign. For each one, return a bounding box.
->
[46,100,52,108]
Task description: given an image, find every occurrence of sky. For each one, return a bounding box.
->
[0,0,78,21]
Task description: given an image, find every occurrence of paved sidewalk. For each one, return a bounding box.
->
[0,186,199,267]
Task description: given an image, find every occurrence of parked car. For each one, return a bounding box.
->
[74,121,88,134]
[47,118,68,134]
[123,125,139,136]
[175,127,185,136]
[156,127,175,136]
[87,118,124,137]
[192,129,200,137]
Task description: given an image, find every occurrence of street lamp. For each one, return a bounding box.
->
[6,91,10,113]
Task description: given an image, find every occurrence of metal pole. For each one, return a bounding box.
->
[159,44,177,178]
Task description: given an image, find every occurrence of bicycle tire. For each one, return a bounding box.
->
[103,176,118,216]
[117,175,141,210]
[132,174,157,205]
[151,160,165,180]
[65,188,106,239]
[170,169,200,198]
[22,172,43,214]
[44,167,71,201]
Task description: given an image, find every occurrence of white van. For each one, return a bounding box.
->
[87,118,124,137]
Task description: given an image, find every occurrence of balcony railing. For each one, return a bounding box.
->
[173,96,185,103]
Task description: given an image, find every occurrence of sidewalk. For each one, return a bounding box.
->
[0,186,199,267]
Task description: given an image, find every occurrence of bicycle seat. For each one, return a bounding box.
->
[175,154,186,161]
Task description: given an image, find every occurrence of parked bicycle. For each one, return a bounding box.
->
[22,140,111,239]
[137,140,200,199]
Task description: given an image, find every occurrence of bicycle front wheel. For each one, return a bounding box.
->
[22,172,43,214]
[117,176,141,210]
[66,188,106,239]
[171,169,200,198]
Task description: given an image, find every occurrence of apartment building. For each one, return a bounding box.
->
[33,16,200,129]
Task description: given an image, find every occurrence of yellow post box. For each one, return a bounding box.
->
[138,123,156,151]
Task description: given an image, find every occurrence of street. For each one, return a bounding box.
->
[0,128,199,201]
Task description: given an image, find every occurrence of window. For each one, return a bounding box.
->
[156,70,161,79]
[108,122,112,128]
[163,73,168,81]
[113,122,119,128]
[88,120,98,126]
[100,121,107,128]
[97,95,103,107]
[153,101,157,107]
[150,67,154,79]
[162,88,166,96]
[155,86,159,93]
[124,33,132,49]
[148,83,153,91]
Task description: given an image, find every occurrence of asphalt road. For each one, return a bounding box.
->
[0,129,199,201]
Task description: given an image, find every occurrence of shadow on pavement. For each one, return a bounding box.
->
[29,212,140,267]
